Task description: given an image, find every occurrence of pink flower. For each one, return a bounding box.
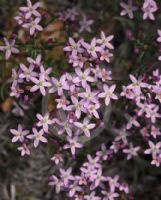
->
[78,85,98,107]
[64,7,79,21]
[102,190,119,200]
[157,29,161,42]
[79,15,94,33]
[49,175,62,193]
[151,155,161,167]
[100,49,113,63]
[137,102,155,116]
[0,38,19,60]
[30,74,51,96]
[153,69,161,83]
[11,69,23,86]
[69,54,87,68]
[120,86,135,99]
[88,103,100,119]
[15,12,25,25]
[36,113,53,132]
[123,143,140,160]
[68,96,86,119]
[129,74,148,93]
[63,38,83,56]
[92,169,106,188]
[120,0,138,19]
[19,63,37,81]
[110,141,122,153]
[151,126,161,138]
[10,85,24,98]
[74,68,94,88]
[69,182,82,197]
[146,106,161,123]
[80,166,97,181]
[126,116,140,130]
[49,76,69,96]
[64,136,82,155]
[115,128,129,144]
[23,18,43,35]
[56,117,73,137]
[56,97,70,110]
[142,0,158,20]
[20,0,40,19]
[40,65,52,81]
[82,38,102,58]
[10,124,29,143]
[27,128,48,148]
[107,175,120,192]
[59,167,74,186]
[18,143,30,156]
[96,144,110,160]
[144,141,161,156]
[51,153,63,165]
[158,55,161,61]
[83,154,101,169]
[74,118,96,137]
[27,54,42,67]
[119,183,129,194]
[84,192,101,200]
[97,31,114,49]
[152,85,161,103]
[98,84,118,106]
[94,67,112,82]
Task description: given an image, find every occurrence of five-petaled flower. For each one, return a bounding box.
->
[120,0,138,19]
[30,74,51,96]
[36,113,53,132]
[0,38,19,60]
[64,136,83,155]
[23,17,43,35]
[27,128,48,148]
[74,118,96,137]
[99,84,118,106]
[10,124,29,143]
[97,31,114,49]
[20,0,40,19]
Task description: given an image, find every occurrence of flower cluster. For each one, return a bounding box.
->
[15,0,43,35]
[120,0,158,20]
[48,32,115,156]
[5,0,161,199]
[49,32,116,155]
[120,71,161,166]
[9,0,117,158]
[10,54,52,98]
[49,145,129,200]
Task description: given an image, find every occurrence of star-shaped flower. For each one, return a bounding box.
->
[97,31,114,49]
[27,128,48,148]
[36,113,53,132]
[74,118,96,137]
[64,136,82,155]
[120,0,138,19]
[0,38,19,60]
[10,124,29,143]
[20,0,40,19]
[23,18,43,35]
[98,84,118,106]
[30,74,51,96]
